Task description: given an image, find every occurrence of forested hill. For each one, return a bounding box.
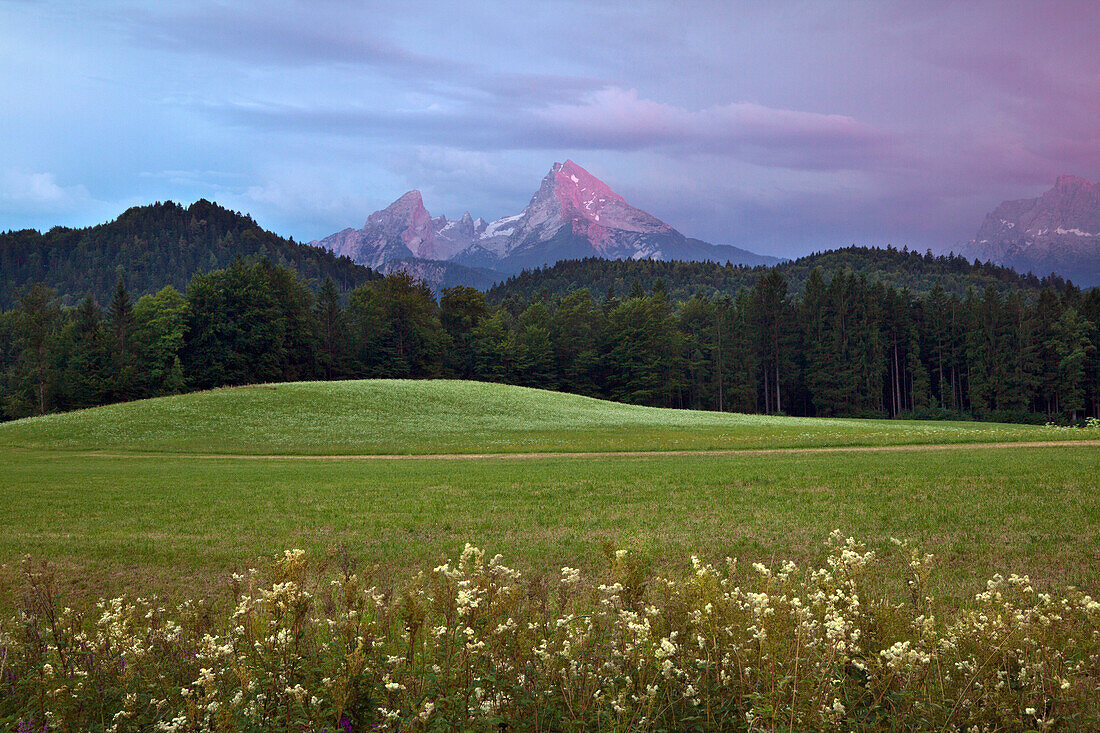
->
[487,246,1074,304]
[0,200,379,309]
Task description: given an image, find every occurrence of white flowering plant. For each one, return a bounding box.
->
[2,532,1099,731]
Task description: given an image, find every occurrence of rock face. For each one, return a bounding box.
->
[965,176,1100,286]
[431,211,487,262]
[316,190,438,269]
[453,160,687,272]
[314,160,778,278]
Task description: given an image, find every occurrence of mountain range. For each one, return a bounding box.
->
[963,175,1100,286]
[4,168,1100,311]
[312,160,781,288]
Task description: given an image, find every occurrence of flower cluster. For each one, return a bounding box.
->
[3,534,1099,730]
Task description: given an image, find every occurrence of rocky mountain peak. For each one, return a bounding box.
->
[966,175,1100,286]
[366,190,428,228]
[550,160,625,212]
[1029,176,1099,225]
[1054,175,1094,192]
[518,160,672,243]
[314,160,775,280]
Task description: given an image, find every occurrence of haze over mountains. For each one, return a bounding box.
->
[313,161,781,287]
[963,176,1100,287]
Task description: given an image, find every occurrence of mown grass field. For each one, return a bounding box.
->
[1,380,1097,606]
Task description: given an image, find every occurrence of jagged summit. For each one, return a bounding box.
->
[367,190,436,253]
[965,176,1100,286]
[315,189,438,268]
[370,189,423,214]
[533,160,671,239]
[1054,174,1093,191]
[549,160,625,211]
[313,161,777,279]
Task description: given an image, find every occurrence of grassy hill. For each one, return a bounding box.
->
[0,378,1085,455]
[1,377,1098,616]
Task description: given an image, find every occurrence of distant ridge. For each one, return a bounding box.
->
[487,246,1075,303]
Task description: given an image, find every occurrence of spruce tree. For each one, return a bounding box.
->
[315,277,348,379]
[65,293,112,408]
[107,275,135,399]
[10,284,63,415]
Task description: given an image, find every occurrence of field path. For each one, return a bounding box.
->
[70,439,1100,460]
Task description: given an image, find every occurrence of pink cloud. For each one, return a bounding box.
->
[532,88,896,170]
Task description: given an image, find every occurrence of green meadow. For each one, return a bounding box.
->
[1,380,1097,605]
[0,379,1081,455]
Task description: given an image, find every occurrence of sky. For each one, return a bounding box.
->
[1,0,1098,258]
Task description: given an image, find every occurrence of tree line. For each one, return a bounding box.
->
[488,246,1074,305]
[2,258,1097,423]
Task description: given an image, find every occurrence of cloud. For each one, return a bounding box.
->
[244,178,374,228]
[530,88,897,169]
[380,147,542,220]
[126,2,448,73]
[0,170,92,215]
[231,163,409,239]
[461,73,611,106]
[5,0,1099,256]
[204,87,897,172]
[121,2,610,104]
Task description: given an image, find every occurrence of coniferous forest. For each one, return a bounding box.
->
[0,200,377,310]
[2,255,1097,424]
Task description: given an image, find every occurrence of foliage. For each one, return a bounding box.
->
[2,255,1098,423]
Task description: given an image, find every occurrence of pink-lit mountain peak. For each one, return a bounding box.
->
[1054,175,1095,191]
[366,190,429,228]
[313,159,788,275]
[550,161,624,231]
[1030,176,1100,225]
[359,188,444,258]
[551,160,625,214]
[538,160,671,238]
